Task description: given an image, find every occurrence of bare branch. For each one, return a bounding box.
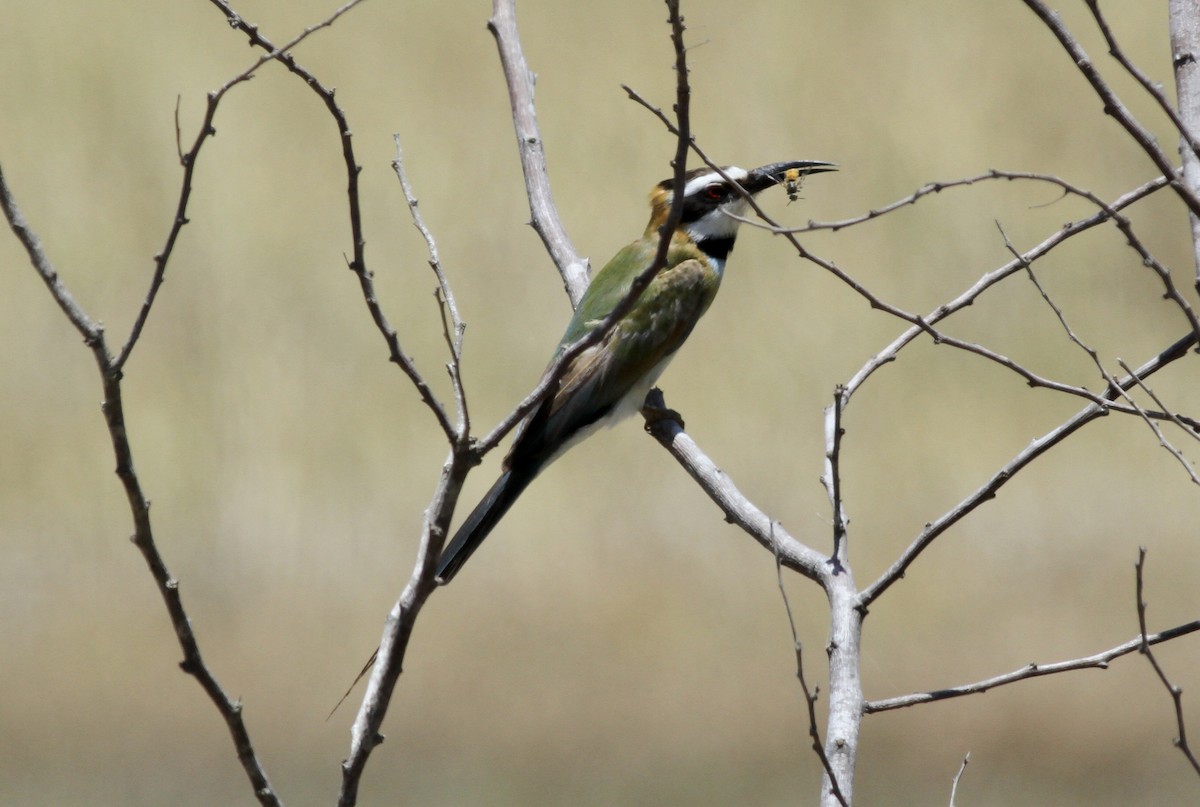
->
[844,176,1169,397]
[787,169,1115,234]
[859,331,1197,607]
[620,104,1190,404]
[488,0,589,303]
[1170,0,1200,288]
[797,169,1198,349]
[1137,548,1200,776]
[1,165,103,345]
[0,5,410,798]
[117,77,247,370]
[642,390,831,583]
[864,619,1200,713]
[1020,0,1200,218]
[821,386,849,572]
[120,2,370,369]
[770,524,848,807]
[2,162,284,807]
[948,753,970,807]
[1005,223,1200,449]
[1085,0,1200,161]
[340,453,469,807]
[392,136,470,434]
[1115,360,1200,484]
[209,0,458,441]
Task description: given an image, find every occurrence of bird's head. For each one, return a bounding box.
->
[646,160,836,263]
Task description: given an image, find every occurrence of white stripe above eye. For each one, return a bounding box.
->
[682,166,748,198]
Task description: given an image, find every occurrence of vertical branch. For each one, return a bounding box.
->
[1135,548,1200,775]
[771,524,848,807]
[339,454,470,807]
[1170,0,1200,291]
[822,386,849,572]
[948,753,971,807]
[392,136,470,431]
[488,0,590,304]
[821,572,863,807]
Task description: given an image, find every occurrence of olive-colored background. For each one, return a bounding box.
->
[3,2,1198,805]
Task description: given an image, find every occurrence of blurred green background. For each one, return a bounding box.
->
[3,1,1199,804]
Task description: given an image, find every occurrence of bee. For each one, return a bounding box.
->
[783,167,804,202]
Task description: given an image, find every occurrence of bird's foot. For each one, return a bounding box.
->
[642,387,685,432]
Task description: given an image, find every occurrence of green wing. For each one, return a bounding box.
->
[506,240,720,470]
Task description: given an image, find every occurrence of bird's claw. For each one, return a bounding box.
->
[642,388,685,432]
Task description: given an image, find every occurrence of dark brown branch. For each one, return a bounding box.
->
[1,163,283,807]
[205,0,457,440]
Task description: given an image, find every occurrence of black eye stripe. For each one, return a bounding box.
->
[680,193,723,224]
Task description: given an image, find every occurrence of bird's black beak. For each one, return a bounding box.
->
[743,160,837,195]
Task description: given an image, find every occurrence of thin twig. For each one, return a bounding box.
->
[865,618,1200,713]
[1085,0,1200,161]
[821,386,849,572]
[392,136,470,435]
[1021,0,1200,219]
[770,524,848,807]
[859,331,1197,607]
[121,0,369,371]
[1,163,284,807]
[784,169,1122,234]
[1136,547,1200,776]
[1117,360,1200,484]
[206,0,457,440]
[948,753,971,807]
[624,92,1190,404]
[1003,222,1200,453]
[116,74,251,370]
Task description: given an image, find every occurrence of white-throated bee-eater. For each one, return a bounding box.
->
[435,160,835,584]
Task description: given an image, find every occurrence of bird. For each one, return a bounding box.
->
[435,160,835,584]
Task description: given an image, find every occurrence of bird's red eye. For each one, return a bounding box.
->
[704,183,725,200]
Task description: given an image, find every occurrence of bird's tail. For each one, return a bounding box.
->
[435,468,537,585]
